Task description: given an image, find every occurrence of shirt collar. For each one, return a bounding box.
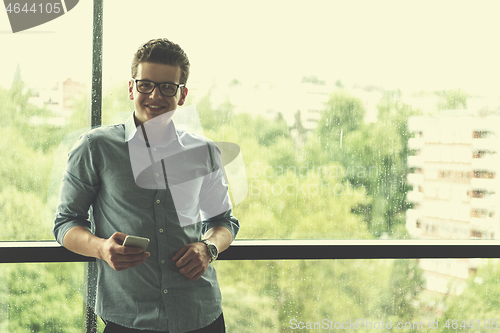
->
[124,112,185,148]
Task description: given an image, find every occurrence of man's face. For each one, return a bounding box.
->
[128,62,188,126]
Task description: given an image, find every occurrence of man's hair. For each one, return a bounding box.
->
[131,38,190,85]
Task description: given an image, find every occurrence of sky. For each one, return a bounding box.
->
[1,0,500,97]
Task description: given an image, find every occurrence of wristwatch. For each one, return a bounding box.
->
[201,239,219,263]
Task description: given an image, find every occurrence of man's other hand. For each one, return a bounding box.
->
[99,232,150,271]
[171,242,210,281]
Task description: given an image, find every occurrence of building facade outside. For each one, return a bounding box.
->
[29,78,86,125]
[406,109,500,294]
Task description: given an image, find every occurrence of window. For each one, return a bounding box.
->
[2,0,500,331]
[0,2,93,242]
[0,2,95,330]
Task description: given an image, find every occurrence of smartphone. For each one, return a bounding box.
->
[123,235,150,252]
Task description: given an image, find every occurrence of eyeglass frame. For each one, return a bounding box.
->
[132,79,185,97]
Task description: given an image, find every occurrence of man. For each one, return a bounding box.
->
[53,38,239,333]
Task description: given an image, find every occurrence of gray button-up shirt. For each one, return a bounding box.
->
[53,112,240,332]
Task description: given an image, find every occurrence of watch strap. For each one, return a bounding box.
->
[201,239,218,263]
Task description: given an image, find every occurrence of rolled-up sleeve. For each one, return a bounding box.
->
[53,133,101,246]
[200,142,240,240]
[201,209,240,241]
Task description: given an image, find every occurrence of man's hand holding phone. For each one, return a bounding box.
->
[99,232,150,271]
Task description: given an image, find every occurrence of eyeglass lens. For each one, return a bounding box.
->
[136,80,178,96]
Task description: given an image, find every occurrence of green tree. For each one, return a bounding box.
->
[196,94,234,132]
[380,259,426,332]
[436,89,468,110]
[367,91,420,237]
[0,77,89,332]
[317,91,366,142]
[301,75,326,85]
[441,260,500,333]
[312,90,420,238]
[0,263,85,333]
[1,74,64,152]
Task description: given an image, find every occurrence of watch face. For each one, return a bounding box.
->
[209,245,217,256]
[202,240,218,261]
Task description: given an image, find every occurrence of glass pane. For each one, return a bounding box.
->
[0,1,93,241]
[0,262,105,332]
[216,259,500,332]
[99,0,500,242]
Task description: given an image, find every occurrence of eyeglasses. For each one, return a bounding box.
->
[132,79,185,97]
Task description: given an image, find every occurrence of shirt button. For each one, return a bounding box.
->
[161,259,166,264]
[159,229,164,233]
[156,199,160,204]
[163,289,168,294]
[154,148,157,152]
[156,173,160,177]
